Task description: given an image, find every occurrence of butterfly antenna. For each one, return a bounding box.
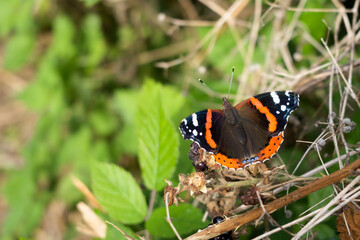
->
[198,79,221,98]
[228,67,234,99]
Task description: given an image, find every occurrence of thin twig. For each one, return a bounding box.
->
[145,189,157,220]
[165,192,182,240]
[252,208,322,240]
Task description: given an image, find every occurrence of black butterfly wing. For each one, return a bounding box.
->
[179,109,224,153]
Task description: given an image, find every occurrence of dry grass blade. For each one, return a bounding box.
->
[71,175,104,211]
[76,202,106,238]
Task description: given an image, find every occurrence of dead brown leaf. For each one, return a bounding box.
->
[336,202,360,240]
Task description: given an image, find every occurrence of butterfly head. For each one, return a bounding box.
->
[222,97,233,110]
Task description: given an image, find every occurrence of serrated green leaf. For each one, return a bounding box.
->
[91,162,147,224]
[136,80,179,190]
[146,204,209,238]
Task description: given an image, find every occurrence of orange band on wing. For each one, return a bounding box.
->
[250,97,277,132]
[213,152,244,169]
[257,132,284,160]
[205,110,217,149]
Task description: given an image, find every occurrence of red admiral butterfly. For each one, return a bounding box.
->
[179,91,299,169]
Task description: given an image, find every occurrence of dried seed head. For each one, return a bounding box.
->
[318,138,326,147]
[164,185,177,206]
[342,126,353,133]
[285,209,293,218]
[241,186,264,205]
[183,172,207,195]
[342,118,351,125]
[349,121,356,128]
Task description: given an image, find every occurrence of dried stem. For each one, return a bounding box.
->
[186,158,360,240]
[165,192,182,240]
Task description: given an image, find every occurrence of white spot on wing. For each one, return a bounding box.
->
[192,113,198,127]
[199,132,203,136]
[281,105,286,111]
[193,129,198,136]
[276,111,280,114]
[285,91,290,96]
[271,92,280,104]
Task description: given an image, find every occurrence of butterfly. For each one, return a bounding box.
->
[179,91,299,169]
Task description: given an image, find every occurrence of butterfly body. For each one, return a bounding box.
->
[179,91,299,169]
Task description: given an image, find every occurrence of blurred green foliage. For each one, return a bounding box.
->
[0,0,359,239]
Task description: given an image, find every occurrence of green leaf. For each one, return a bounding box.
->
[89,109,117,136]
[57,126,92,171]
[0,0,20,37]
[13,0,36,33]
[91,162,147,224]
[113,90,139,155]
[82,14,107,68]
[50,15,76,60]
[105,221,139,240]
[18,58,64,112]
[314,223,336,239]
[146,204,209,238]
[136,80,179,190]
[3,33,35,70]
[160,84,185,119]
[308,185,333,209]
[1,169,46,239]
